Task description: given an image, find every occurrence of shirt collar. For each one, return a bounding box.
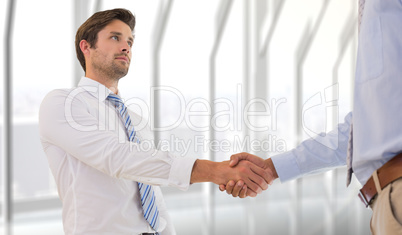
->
[77,77,116,101]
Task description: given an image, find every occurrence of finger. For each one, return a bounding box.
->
[243,177,265,194]
[225,180,235,195]
[237,161,269,192]
[229,155,241,167]
[219,184,226,192]
[246,187,257,197]
[231,180,244,197]
[249,164,274,189]
[239,184,248,198]
[230,152,266,169]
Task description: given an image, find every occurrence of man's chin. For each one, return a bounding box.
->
[114,69,129,79]
[116,64,129,73]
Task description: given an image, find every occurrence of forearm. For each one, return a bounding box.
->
[271,112,352,182]
[190,159,223,184]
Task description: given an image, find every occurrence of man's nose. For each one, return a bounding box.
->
[122,48,129,54]
[121,42,130,54]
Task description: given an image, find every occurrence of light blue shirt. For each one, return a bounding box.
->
[272,0,402,186]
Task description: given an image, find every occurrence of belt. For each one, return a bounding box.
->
[358,152,402,207]
[140,233,159,235]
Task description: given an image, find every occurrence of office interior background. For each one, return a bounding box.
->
[1,0,372,234]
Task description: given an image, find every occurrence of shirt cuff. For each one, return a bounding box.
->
[271,151,302,183]
[168,155,197,191]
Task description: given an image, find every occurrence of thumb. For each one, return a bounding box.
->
[229,152,251,167]
[229,157,240,167]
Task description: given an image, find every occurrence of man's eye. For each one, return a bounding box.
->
[128,41,133,47]
[111,36,118,40]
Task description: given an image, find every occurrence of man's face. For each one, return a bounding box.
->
[89,19,134,80]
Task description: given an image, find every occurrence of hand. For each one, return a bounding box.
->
[190,159,271,196]
[219,179,248,198]
[214,160,271,195]
[219,152,278,198]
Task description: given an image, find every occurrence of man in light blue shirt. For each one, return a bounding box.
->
[220,0,402,233]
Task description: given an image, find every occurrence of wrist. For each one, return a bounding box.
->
[266,158,279,179]
[190,159,217,184]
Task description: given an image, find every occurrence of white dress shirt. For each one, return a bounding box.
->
[272,0,402,186]
[39,77,196,235]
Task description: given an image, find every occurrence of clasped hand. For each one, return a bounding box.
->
[218,152,277,198]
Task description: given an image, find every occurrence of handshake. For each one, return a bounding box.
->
[190,152,278,198]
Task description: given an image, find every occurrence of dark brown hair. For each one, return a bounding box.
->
[75,8,135,72]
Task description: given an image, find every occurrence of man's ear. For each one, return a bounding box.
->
[79,40,91,56]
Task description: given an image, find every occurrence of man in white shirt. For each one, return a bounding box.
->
[39,8,273,235]
[220,0,402,233]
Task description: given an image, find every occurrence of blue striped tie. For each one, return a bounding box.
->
[107,93,160,231]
